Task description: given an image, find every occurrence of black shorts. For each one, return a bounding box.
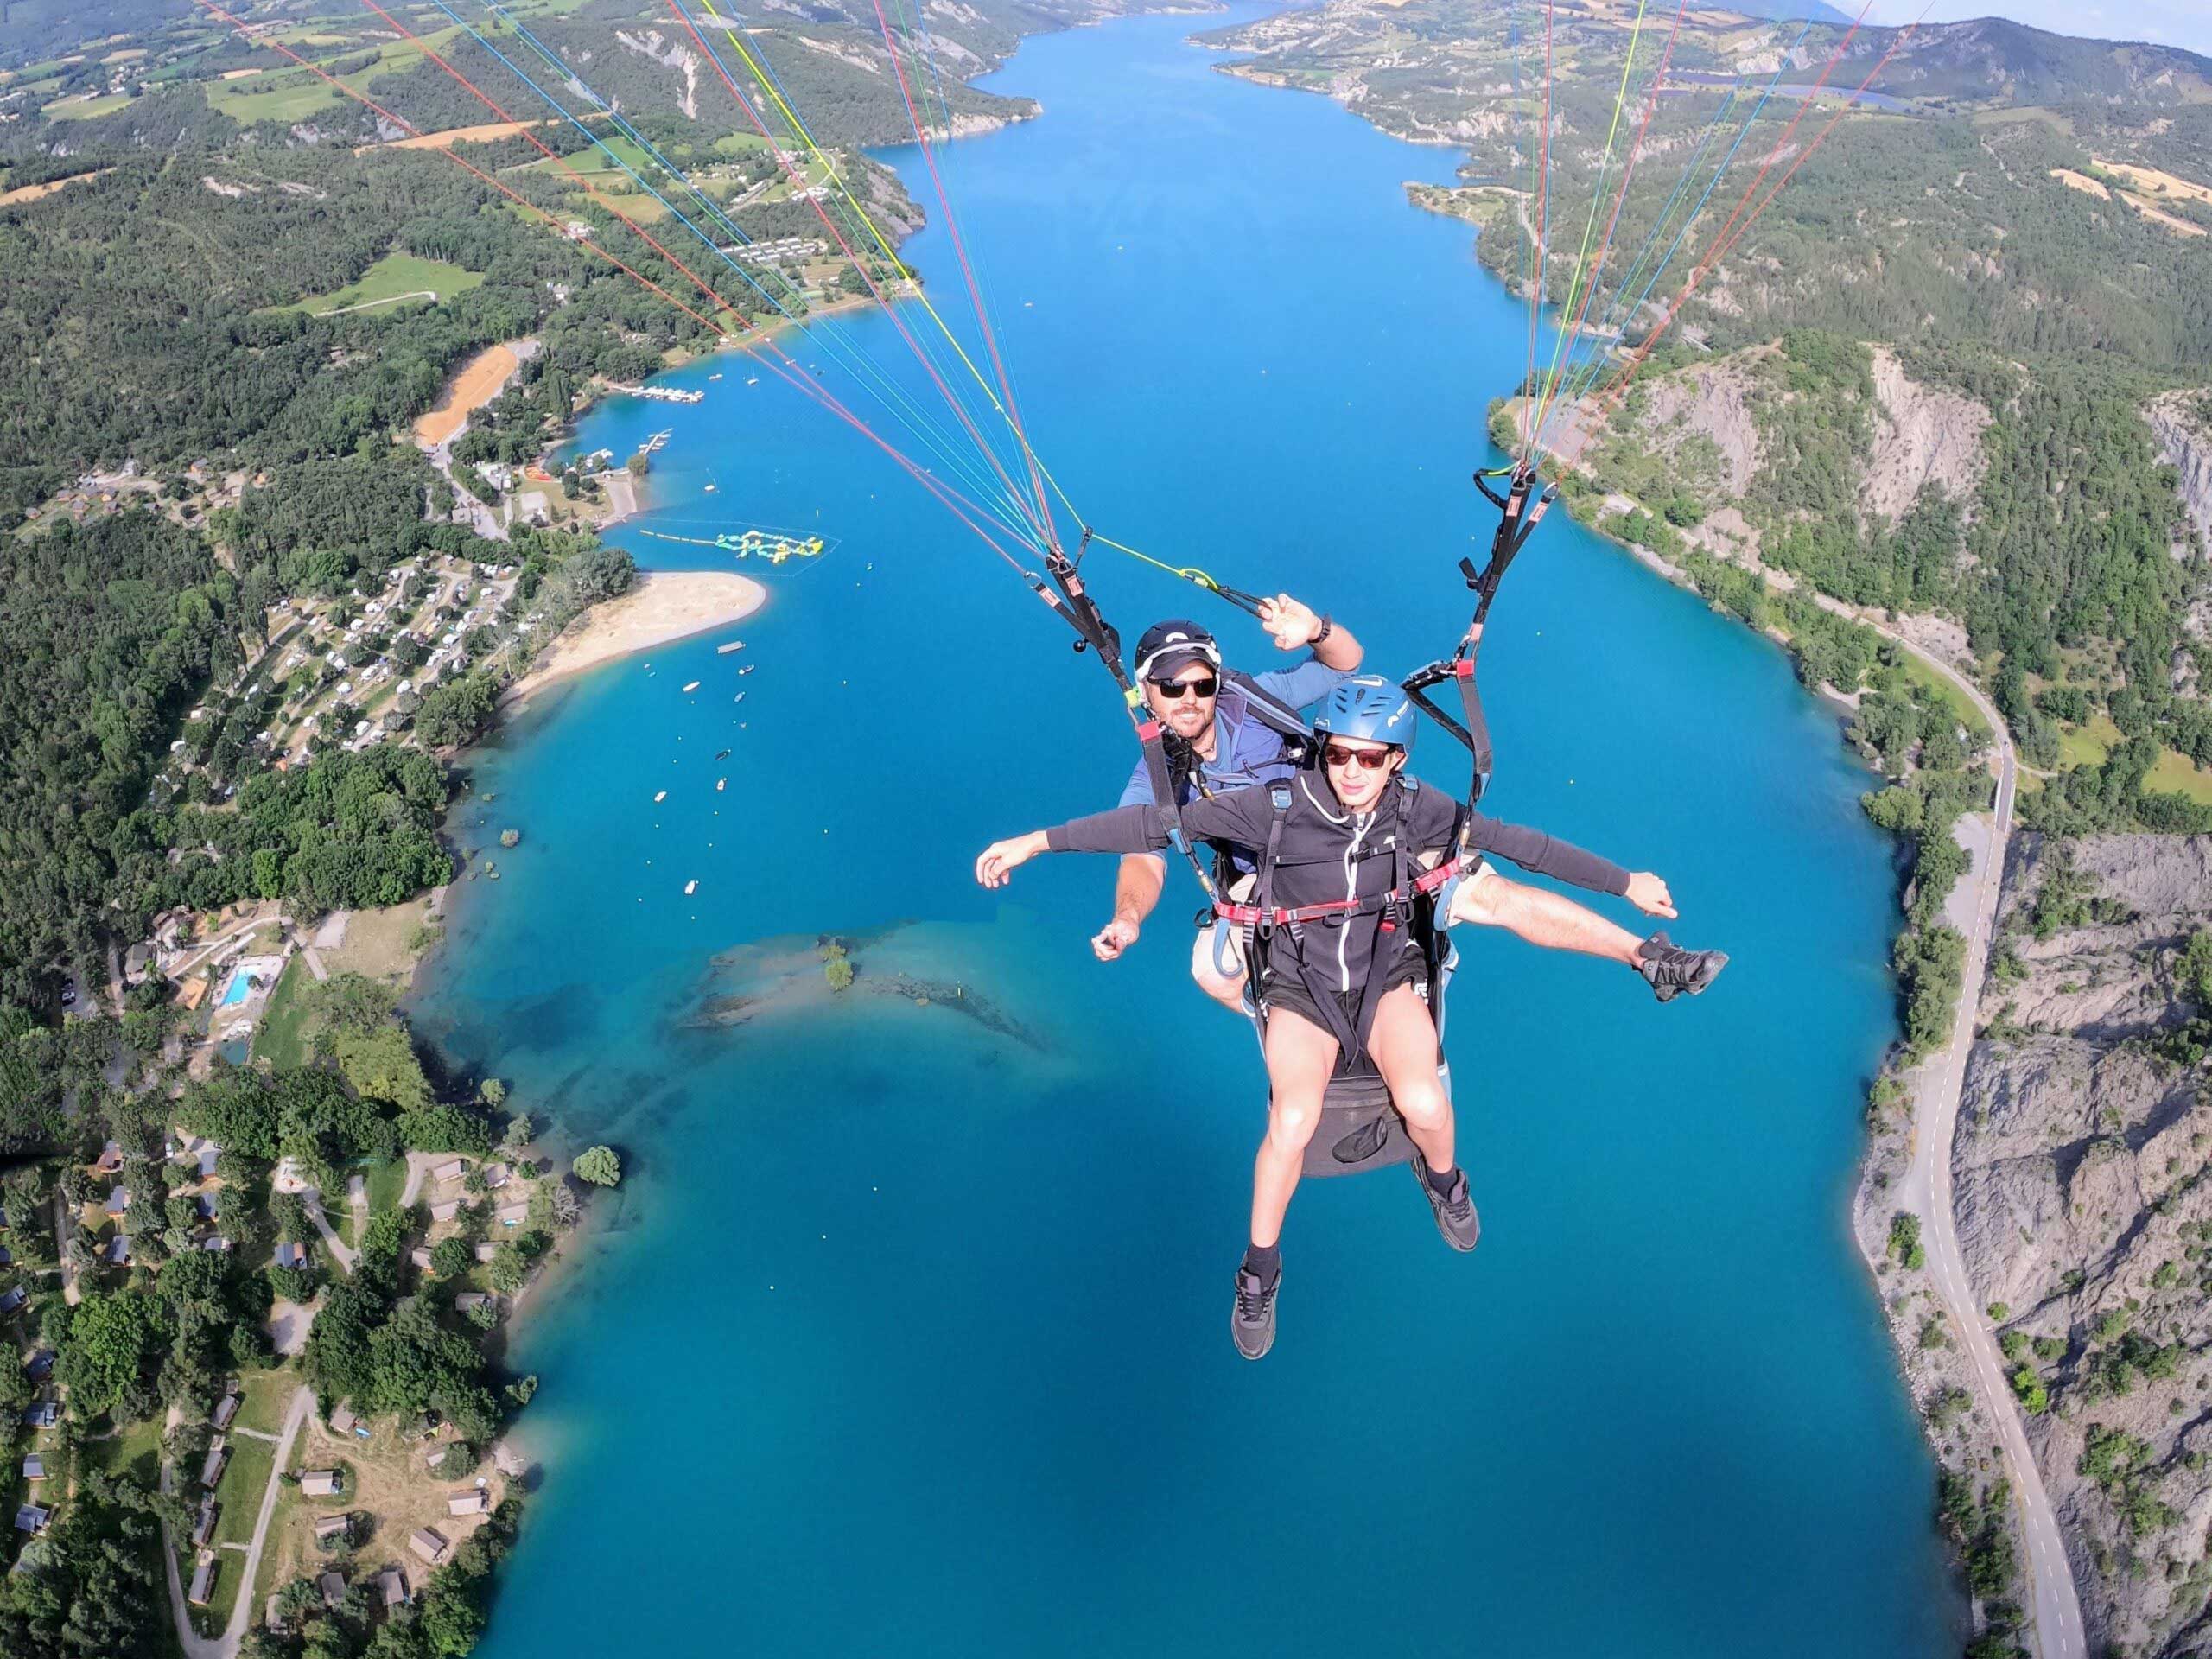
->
[1260,944,1429,1040]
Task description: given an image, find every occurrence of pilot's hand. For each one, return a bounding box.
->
[1092,918,1140,961]
[1257,593,1323,652]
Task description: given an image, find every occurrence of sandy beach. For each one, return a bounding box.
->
[416,341,524,448]
[503,571,767,706]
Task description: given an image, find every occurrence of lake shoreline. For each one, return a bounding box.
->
[414,9,1961,1655]
[499,571,768,711]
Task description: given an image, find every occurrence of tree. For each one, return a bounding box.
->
[429,1236,473,1278]
[332,1025,431,1115]
[1888,1212,1925,1271]
[486,1244,531,1294]
[54,1292,164,1420]
[626,451,649,478]
[571,1146,620,1187]
[2180,929,2212,1013]
[414,673,499,749]
[397,1103,493,1155]
[479,1077,506,1108]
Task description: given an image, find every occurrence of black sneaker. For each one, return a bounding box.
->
[1231,1265,1280,1360]
[1636,932,1729,1003]
[1410,1151,1481,1252]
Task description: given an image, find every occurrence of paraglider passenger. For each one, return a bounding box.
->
[977,676,1726,1359]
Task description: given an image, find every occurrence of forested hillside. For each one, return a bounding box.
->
[2,0,1182,1011]
[0,1,1165,1650]
[1219,0,2212,834]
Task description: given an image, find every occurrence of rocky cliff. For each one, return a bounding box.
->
[1951,833,2212,1657]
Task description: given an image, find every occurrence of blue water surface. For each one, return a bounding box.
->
[414,10,1958,1656]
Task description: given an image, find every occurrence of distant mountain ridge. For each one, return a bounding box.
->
[1863,15,2212,104]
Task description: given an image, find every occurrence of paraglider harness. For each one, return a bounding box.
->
[1033,468,1554,1173]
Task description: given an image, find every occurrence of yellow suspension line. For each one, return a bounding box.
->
[696,0,1059,535]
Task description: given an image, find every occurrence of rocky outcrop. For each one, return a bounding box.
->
[613,29,700,120]
[1950,833,2212,1657]
[2145,396,2212,563]
[1866,345,1992,526]
[2147,391,2212,694]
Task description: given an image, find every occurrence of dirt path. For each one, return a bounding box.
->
[398,1149,442,1208]
[315,289,435,317]
[275,1159,358,1274]
[162,1386,314,1659]
[52,1191,79,1306]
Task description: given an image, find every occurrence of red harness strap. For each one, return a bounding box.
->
[1211,853,1469,929]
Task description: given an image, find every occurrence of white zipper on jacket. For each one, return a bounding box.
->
[1338,811,1377,991]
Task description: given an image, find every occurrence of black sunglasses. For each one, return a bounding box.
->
[1149,676,1218,699]
[1322,742,1394,771]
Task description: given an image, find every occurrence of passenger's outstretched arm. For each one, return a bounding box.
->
[1459,810,1682,909]
[976,787,1275,890]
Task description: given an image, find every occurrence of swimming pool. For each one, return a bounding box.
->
[217,971,254,1008]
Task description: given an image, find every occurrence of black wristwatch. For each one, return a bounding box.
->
[1311,613,1334,646]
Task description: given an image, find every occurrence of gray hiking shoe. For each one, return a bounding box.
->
[1410,1151,1481,1252]
[1231,1265,1280,1360]
[1636,932,1729,1003]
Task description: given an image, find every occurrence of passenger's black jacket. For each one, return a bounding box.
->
[1044,772,1630,994]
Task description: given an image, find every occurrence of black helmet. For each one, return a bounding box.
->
[1133,620,1220,683]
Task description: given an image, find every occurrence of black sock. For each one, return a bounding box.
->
[1426,1160,1461,1198]
[1243,1242,1281,1286]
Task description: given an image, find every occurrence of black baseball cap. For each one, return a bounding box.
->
[1133,620,1221,682]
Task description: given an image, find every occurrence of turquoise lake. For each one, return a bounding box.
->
[413,10,1960,1654]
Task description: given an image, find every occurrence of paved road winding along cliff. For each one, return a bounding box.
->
[1883,646,2086,1659]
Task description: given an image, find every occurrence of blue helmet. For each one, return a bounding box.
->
[1311,674,1416,755]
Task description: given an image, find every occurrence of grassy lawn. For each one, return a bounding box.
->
[325,897,438,983]
[2053,718,2212,802]
[568,187,671,224]
[2057,715,2125,769]
[234,1368,299,1437]
[2146,747,2212,806]
[1971,106,2076,135]
[274,252,484,317]
[206,67,341,123]
[517,133,658,183]
[207,26,467,123]
[364,1155,410,1217]
[86,1416,166,1484]
[212,1430,278,1548]
[42,91,132,119]
[251,957,313,1070]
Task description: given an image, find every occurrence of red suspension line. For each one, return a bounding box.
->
[192,0,1030,567]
